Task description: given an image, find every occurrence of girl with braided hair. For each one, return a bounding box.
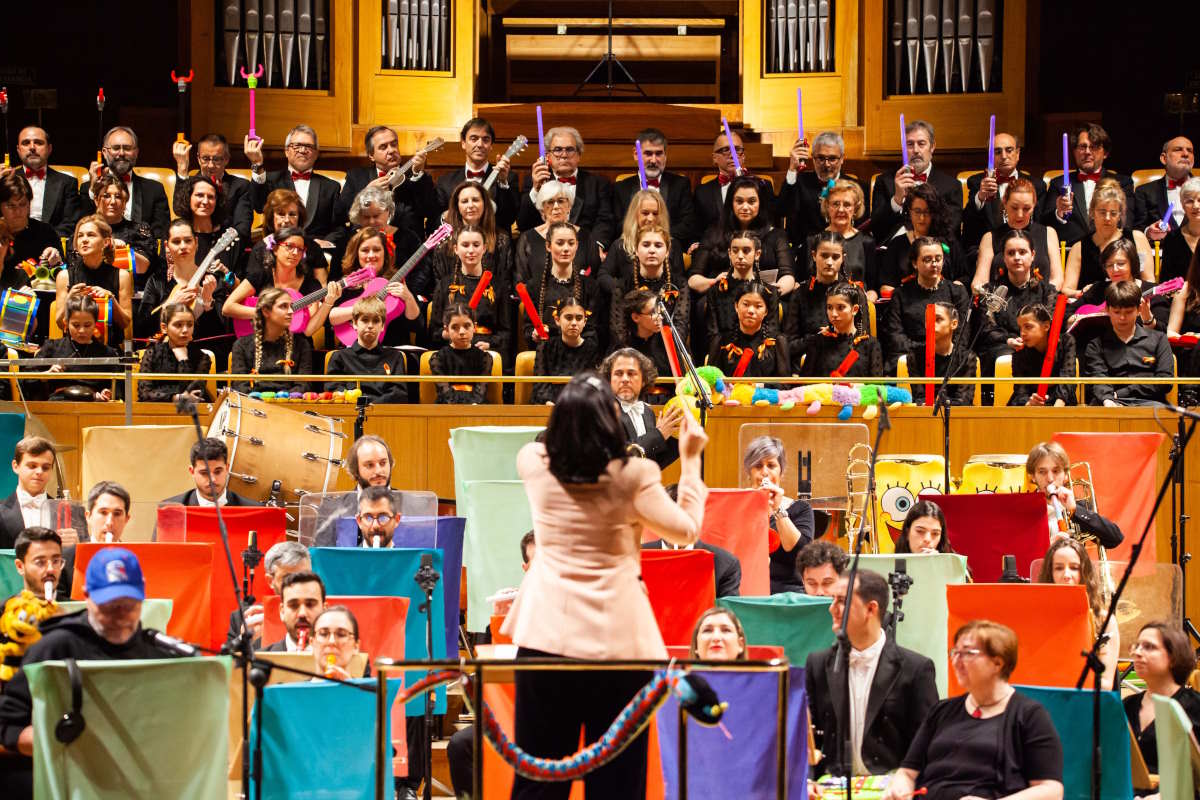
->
[608,224,689,350]
[702,231,779,356]
[709,282,790,382]
[230,286,315,395]
[429,225,511,356]
[531,298,600,405]
[797,280,884,378]
[524,221,599,349]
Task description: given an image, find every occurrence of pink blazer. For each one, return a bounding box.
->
[501,442,707,660]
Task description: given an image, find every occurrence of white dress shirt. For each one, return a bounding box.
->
[848,630,886,775]
[16,488,50,528]
[252,168,311,209]
[27,172,46,221]
[619,398,647,436]
[195,489,230,508]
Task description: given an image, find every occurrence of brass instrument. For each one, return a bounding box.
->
[1066,461,1116,608]
[845,442,875,552]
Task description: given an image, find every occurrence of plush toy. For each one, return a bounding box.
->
[0,590,58,683]
[682,367,913,419]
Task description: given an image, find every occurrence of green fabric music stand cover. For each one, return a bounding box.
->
[0,412,23,497]
[449,425,543,504]
[1018,685,1132,800]
[718,592,835,665]
[1153,693,1198,800]
[0,548,21,597]
[460,479,533,632]
[25,656,231,800]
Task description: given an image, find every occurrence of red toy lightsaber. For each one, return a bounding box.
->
[660,327,682,377]
[831,349,859,379]
[468,270,493,309]
[924,304,936,405]
[733,347,754,377]
[515,282,549,339]
[1037,292,1069,400]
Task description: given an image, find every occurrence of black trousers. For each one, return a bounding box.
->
[511,647,650,800]
[448,725,475,796]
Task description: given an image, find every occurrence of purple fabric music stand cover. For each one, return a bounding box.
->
[931,492,1048,582]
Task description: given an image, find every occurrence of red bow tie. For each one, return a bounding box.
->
[717,173,732,186]
[1168,177,1187,190]
[912,173,927,183]
[996,174,1013,186]
[1077,171,1101,183]
[378,170,389,179]
[291,171,312,182]
[466,169,486,180]
[120,172,132,183]
[646,177,661,188]
[557,175,577,185]
[24,167,45,180]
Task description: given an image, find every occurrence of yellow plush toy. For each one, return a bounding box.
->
[0,590,58,683]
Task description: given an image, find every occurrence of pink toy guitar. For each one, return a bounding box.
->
[1071,277,1184,318]
[332,223,453,347]
[232,267,376,337]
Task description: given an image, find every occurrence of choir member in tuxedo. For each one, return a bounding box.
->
[776,131,864,258]
[89,175,155,281]
[601,347,680,470]
[429,181,514,288]
[691,175,795,295]
[709,282,790,383]
[433,117,520,234]
[230,286,321,396]
[327,226,421,351]
[907,301,977,406]
[170,133,253,242]
[514,181,602,288]
[524,222,601,350]
[1036,123,1136,247]
[806,571,938,777]
[245,189,329,285]
[54,215,133,349]
[518,126,615,246]
[0,171,61,289]
[878,182,969,295]
[332,125,429,236]
[868,119,963,241]
[1137,136,1194,235]
[429,225,511,356]
[531,298,600,405]
[159,437,261,508]
[798,281,885,379]
[880,237,970,371]
[611,128,698,249]
[808,180,878,298]
[430,303,494,405]
[960,132,1044,255]
[784,232,862,346]
[15,126,81,237]
[1062,179,1153,296]
[325,295,409,405]
[80,126,170,239]
[244,124,340,240]
[701,232,780,354]
[0,437,83,550]
[1008,304,1076,407]
[222,226,336,340]
[173,175,244,275]
[136,302,214,403]
[1083,280,1172,407]
[972,178,1063,293]
[1158,177,1200,283]
[694,130,778,239]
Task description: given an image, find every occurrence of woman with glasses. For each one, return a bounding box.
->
[514,180,602,288]
[0,171,62,288]
[878,236,971,372]
[222,225,336,339]
[245,189,328,285]
[1063,179,1153,297]
[883,620,1064,800]
[1124,622,1200,776]
[807,179,878,300]
[311,605,365,680]
[879,183,968,295]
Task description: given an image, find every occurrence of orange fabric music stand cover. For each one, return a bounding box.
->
[70,542,213,646]
[933,492,1048,582]
[641,549,716,647]
[946,583,1092,695]
[1053,432,1163,572]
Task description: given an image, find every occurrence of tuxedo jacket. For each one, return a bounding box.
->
[612,172,698,248]
[250,170,341,239]
[805,637,939,775]
[869,167,963,239]
[333,165,428,236]
[81,173,171,239]
[960,170,1045,252]
[1035,170,1136,245]
[518,169,616,245]
[620,406,679,471]
[171,172,254,242]
[37,168,83,238]
[436,166,521,234]
[0,492,87,550]
[695,176,780,236]
[261,638,288,652]
[641,539,741,598]
[1133,176,1193,231]
[158,488,263,508]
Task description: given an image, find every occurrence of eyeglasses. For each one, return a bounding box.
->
[813,155,841,164]
[949,647,984,660]
[550,146,578,156]
[287,142,316,152]
[104,144,136,154]
[908,208,932,217]
[1130,641,1161,653]
[358,513,393,525]
[545,197,570,206]
[197,155,228,165]
[27,556,65,569]
[714,146,746,156]
[1074,143,1100,152]
[278,242,306,254]
[314,628,355,642]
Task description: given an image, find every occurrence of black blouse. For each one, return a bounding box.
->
[769,499,816,594]
[1124,687,1200,775]
[782,277,865,348]
[1077,229,1136,290]
[2,218,60,290]
[514,226,602,288]
[692,226,794,281]
[65,259,124,348]
[879,278,971,366]
[245,235,329,285]
[230,332,315,395]
[430,345,492,404]
[703,273,781,356]
[803,229,877,289]
[137,340,212,402]
[1158,227,1195,283]
[907,344,978,406]
[798,330,884,378]
[597,239,686,295]
[26,337,119,400]
[136,269,232,342]
[531,337,600,405]
[325,342,407,404]
[976,276,1059,355]
[1009,333,1078,407]
[879,232,971,288]
[523,265,602,349]
[429,268,512,356]
[985,222,1053,284]
[709,327,790,382]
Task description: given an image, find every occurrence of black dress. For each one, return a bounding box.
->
[782,277,863,349]
[692,226,794,283]
[974,276,1059,372]
[513,226,601,288]
[703,274,781,356]
[27,337,119,400]
[709,327,790,382]
[984,222,1053,284]
[429,268,512,357]
[879,278,971,369]
[245,235,329,285]
[597,239,685,296]
[430,230,515,288]
[137,340,212,402]
[230,332,315,395]
[64,259,124,348]
[907,344,978,406]
[430,345,492,404]
[803,230,877,289]
[1158,227,1195,283]
[325,342,408,404]
[769,499,815,594]
[878,232,971,288]
[798,330,885,378]
[609,270,690,355]
[1124,687,1200,774]
[523,265,602,350]
[531,337,600,404]
[1009,333,1078,407]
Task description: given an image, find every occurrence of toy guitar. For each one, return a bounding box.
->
[481,135,529,194]
[232,266,376,338]
[1071,277,1184,318]
[155,227,238,314]
[332,223,452,346]
[387,137,445,188]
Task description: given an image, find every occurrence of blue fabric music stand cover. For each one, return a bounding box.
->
[250,678,401,800]
[657,666,808,799]
[310,547,448,715]
[1016,685,1132,800]
[0,413,23,497]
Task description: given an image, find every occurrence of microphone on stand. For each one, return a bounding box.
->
[144,628,200,657]
[980,284,1009,322]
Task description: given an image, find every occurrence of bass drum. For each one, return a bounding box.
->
[206,390,347,503]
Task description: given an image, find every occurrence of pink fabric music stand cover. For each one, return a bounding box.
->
[640,549,716,646]
[932,492,1047,582]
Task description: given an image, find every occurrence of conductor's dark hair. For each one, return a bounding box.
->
[520,531,535,563]
[189,437,229,466]
[894,500,953,554]
[544,372,627,484]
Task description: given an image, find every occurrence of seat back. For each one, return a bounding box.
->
[132,167,177,218]
[1132,168,1165,188]
[957,169,982,207]
[514,350,536,404]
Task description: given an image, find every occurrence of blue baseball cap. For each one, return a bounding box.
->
[85,548,146,604]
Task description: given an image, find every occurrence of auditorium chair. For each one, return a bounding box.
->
[4,347,18,400]
[132,166,177,217]
[957,170,982,207]
[896,353,982,405]
[994,353,1014,406]
[1041,169,1063,189]
[1131,169,1165,188]
[513,350,536,404]
[417,349,503,404]
[50,164,89,188]
[47,300,132,342]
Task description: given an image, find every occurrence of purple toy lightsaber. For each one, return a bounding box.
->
[722,117,743,175]
[986,115,995,174]
[536,105,545,161]
[900,113,909,167]
[1061,132,1072,221]
[635,140,648,190]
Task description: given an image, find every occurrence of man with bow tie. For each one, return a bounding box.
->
[776,130,865,258]
[960,131,1045,256]
[805,571,938,778]
[332,125,427,238]
[1136,136,1194,237]
[1036,123,1135,246]
[611,128,698,250]
[694,129,778,237]
[868,119,963,240]
[429,117,520,234]
[170,133,253,242]
[518,126,615,246]
[79,127,170,239]
[601,348,680,471]
[14,126,80,238]
[245,124,340,240]
[0,437,84,551]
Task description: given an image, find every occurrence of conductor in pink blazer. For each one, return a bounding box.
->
[501,372,709,798]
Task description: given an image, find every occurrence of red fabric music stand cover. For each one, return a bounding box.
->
[932,492,1048,582]
[70,542,213,645]
[946,583,1092,695]
[1053,432,1163,572]
[640,549,715,646]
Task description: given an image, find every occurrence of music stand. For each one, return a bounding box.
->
[572,0,647,97]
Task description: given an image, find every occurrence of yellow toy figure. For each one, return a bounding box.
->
[0,590,58,683]
[873,456,947,552]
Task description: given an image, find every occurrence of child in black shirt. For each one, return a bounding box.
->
[326,295,408,404]
[430,303,493,404]
[532,298,599,404]
[31,293,120,401]
[138,302,212,402]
